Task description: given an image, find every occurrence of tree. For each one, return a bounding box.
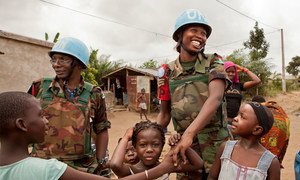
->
[243,22,271,96]
[45,32,60,43]
[82,49,123,86]
[139,59,158,69]
[286,56,300,79]
[226,49,248,66]
[243,22,269,61]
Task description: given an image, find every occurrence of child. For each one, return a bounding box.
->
[0,91,193,180]
[117,138,139,165]
[137,88,148,120]
[208,102,281,180]
[124,140,139,165]
[110,120,203,178]
[252,95,290,168]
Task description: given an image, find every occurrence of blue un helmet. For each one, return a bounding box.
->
[49,37,90,68]
[173,9,212,42]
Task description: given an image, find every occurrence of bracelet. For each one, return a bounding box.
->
[145,170,149,179]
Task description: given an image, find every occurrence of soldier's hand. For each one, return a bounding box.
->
[94,163,111,177]
[172,134,193,166]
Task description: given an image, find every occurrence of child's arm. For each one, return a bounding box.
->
[136,94,142,103]
[168,133,203,172]
[59,149,179,180]
[109,128,133,177]
[267,158,280,180]
[207,141,226,180]
[122,149,177,180]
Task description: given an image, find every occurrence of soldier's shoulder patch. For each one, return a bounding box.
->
[211,53,224,65]
[92,86,105,99]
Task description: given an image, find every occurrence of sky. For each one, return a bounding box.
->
[1,0,299,74]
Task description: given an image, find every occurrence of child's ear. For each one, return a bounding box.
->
[252,125,263,136]
[15,118,28,132]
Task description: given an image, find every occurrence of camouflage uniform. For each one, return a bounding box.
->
[167,53,230,175]
[28,76,111,174]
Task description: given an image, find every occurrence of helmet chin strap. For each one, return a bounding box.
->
[180,42,206,56]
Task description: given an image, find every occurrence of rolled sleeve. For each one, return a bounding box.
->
[90,87,111,134]
[209,54,231,90]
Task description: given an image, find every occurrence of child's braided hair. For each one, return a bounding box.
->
[132,120,165,147]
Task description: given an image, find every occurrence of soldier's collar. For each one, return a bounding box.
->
[50,76,85,95]
[173,54,206,77]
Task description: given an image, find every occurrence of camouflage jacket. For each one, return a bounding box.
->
[28,76,111,160]
[167,53,230,133]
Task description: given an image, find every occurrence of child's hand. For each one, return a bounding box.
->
[124,127,134,140]
[235,64,248,73]
[168,133,181,146]
[161,147,185,173]
[160,149,178,173]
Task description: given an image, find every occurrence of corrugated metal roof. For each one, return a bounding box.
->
[102,66,158,78]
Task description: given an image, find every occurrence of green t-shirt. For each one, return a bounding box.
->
[0,157,67,180]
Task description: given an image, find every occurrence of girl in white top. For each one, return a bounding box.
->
[208,102,281,180]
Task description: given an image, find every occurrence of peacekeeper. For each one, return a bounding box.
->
[28,37,111,176]
[156,9,231,179]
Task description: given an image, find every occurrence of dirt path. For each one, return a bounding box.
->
[107,91,300,179]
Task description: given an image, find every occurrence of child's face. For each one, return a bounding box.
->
[25,98,49,143]
[231,104,259,136]
[124,141,139,165]
[135,128,163,167]
[225,66,236,81]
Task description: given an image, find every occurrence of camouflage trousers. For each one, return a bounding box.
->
[177,127,229,180]
[62,156,112,177]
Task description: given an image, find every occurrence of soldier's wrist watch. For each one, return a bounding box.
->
[97,156,108,165]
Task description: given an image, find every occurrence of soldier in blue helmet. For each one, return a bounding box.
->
[156,9,231,179]
[28,37,111,176]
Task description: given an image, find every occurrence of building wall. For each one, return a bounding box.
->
[0,30,55,92]
[127,76,150,111]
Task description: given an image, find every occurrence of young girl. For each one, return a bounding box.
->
[137,88,148,120]
[208,102,281,180]
[224,61,261,124]
[110,120,203,179]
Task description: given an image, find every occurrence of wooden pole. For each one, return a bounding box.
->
[281,29,286,94]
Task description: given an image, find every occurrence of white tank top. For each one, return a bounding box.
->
[218,140,275,180]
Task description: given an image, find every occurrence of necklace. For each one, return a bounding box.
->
[65,85,77,100]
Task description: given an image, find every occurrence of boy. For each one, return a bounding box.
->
[136,88,148,120]
[0,91,184,180]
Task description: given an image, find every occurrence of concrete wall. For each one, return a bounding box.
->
[0,30,55,92]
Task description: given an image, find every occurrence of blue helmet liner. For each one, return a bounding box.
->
[173,9,212,42]
[49,37,90,68]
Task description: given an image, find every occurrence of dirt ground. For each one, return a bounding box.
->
[107,91,300,179]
